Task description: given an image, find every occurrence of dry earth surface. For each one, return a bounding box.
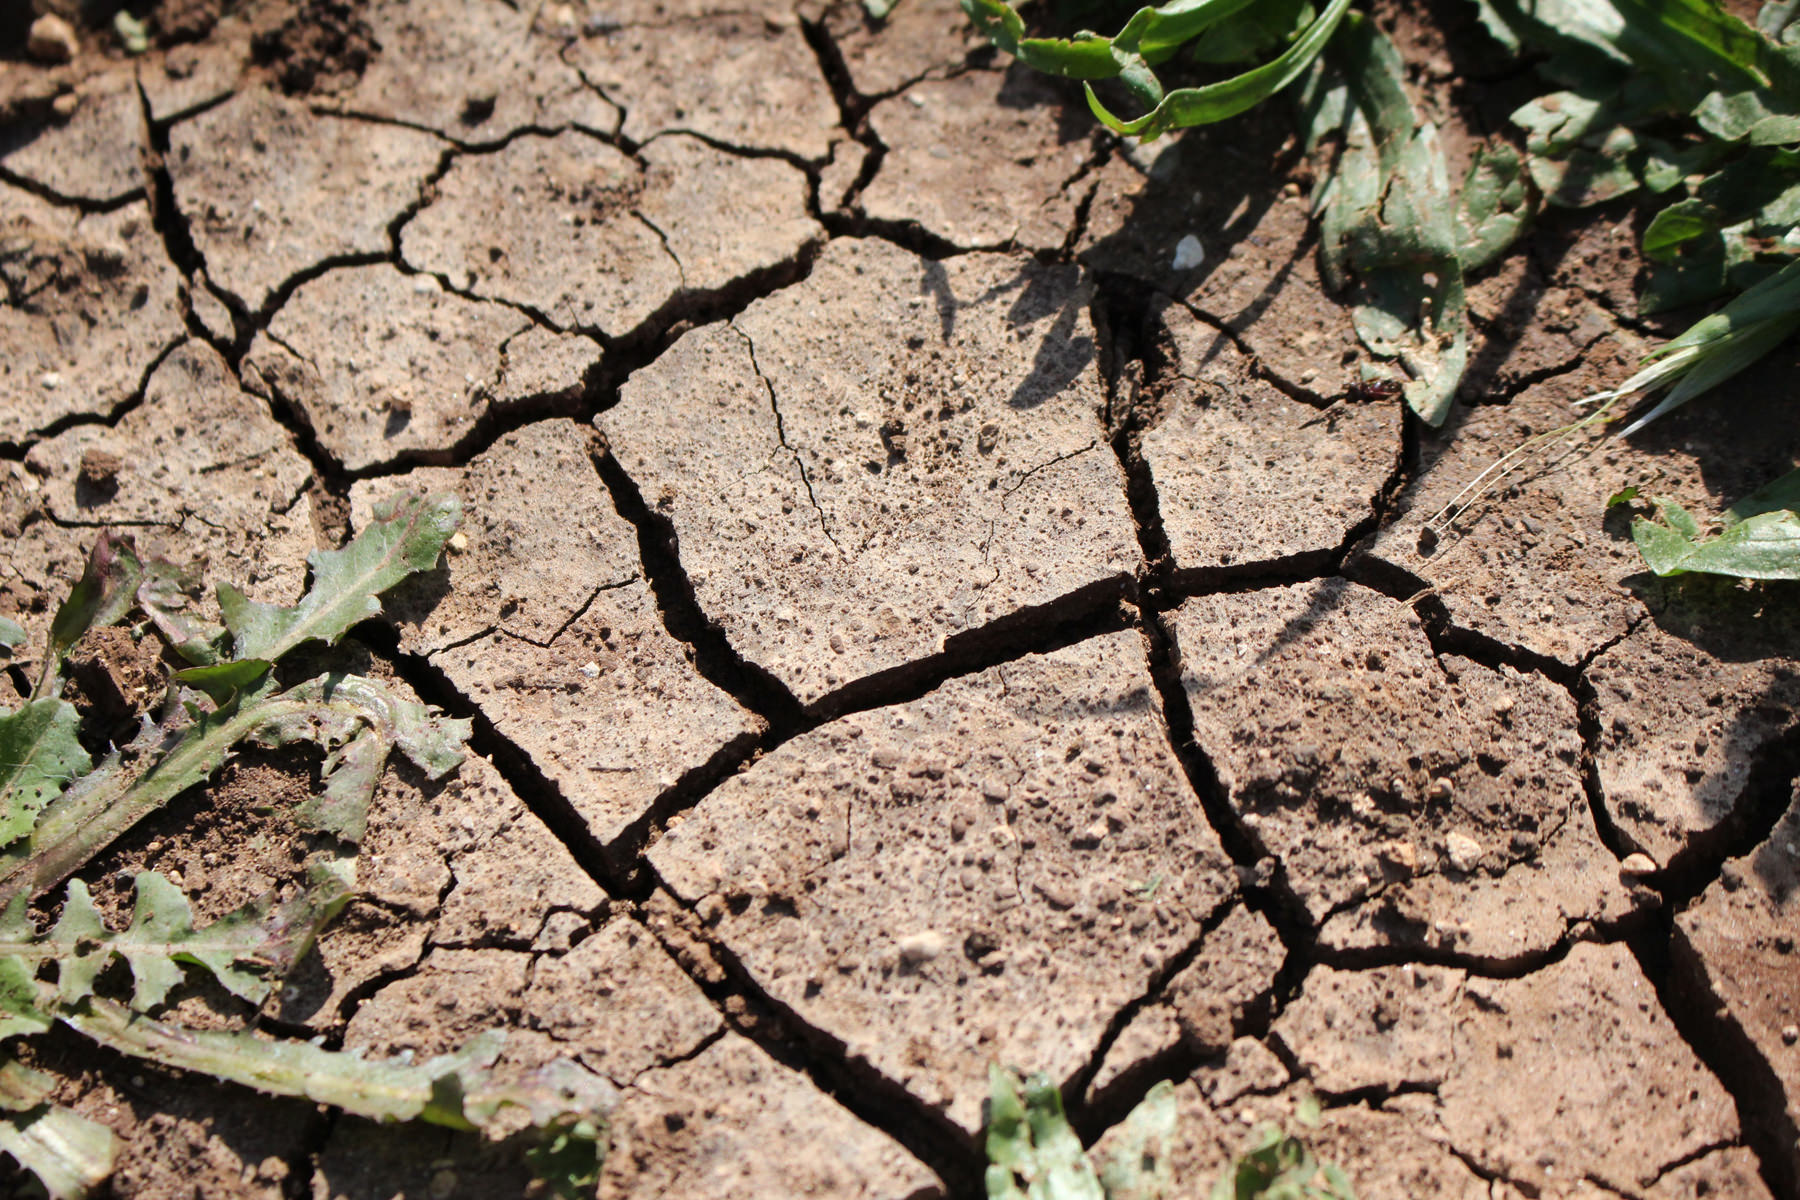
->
[1,0,1797,1196]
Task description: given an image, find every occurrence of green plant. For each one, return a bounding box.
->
[985,1066,1176,1199]
[0,495,611,1199]
[982,1068,1352,1200]
[1208,1095,1353,1200]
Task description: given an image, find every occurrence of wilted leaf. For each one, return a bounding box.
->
[222,492,460,664]
[0,1059,115,1200]
[137,560,224,666]
[1458,142,1531,271]
[65,1001,613,1195]
[0,700,90,846]
[37,533,141,699]
[252,673,470,844]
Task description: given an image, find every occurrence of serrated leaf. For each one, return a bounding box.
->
[0,619,24,653]
[1,874,338,1010]
[0,957,51,1040]
[0,1059,115,1200]
[65,1000,613,1194]
[0,700,91,846]
[37,533,141,700]
[252,674,470,844]
[222,492,460,665]
[1607,485,1642,507]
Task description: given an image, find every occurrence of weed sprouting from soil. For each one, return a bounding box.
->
[0,496,611,1200]
[984,1067,1352,1200]
[956,0,1800,579]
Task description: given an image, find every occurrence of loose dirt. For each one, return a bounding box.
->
[1,0,1796,1196]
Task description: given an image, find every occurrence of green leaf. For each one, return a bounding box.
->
[1095,1080,1177,1200]
[64,1000,613,1193]
[0,873,343,1011]
[0,1059,115,1200]
[1081,0,1353,140]
[863,0,898,18]
[36,533,142,700]
[1633,468,1800,579]
[1607,485,1642,507]
[0,700,91,846]
[174,659,274,705]
[222,492,460,665]
[1457,142,1531,271]
[0,619,24,653]
[0,956,51,1040]
[984,1066,1103,1200]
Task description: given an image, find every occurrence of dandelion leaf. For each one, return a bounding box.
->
[222,492,460,664]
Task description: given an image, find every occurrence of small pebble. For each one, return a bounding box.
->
[1782,1025,1798,1046]
[39,371,62,390]
[1619,852,1658,878]
[447,530,469,553]
[1427,777,1455,801]
[897,930,946,963]
[579,661,600,678]
[1171,234,1205,271]
[1443,832,1482,873]
[27,14,78,63]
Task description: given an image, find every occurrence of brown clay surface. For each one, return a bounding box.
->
[1,0,1796,1197]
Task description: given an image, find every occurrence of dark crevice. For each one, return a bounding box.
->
[797,12,875,141]
[638,125,819,174]
[289,1106,341,1200]
[2,334,188,460]
[588,441,810,732]
[1138,609,1320,968]
[1062,892,1241,1139]
[641,889,977,1199]
[825,577,1137,721]
[0,163,143,214]
[355,620,630,897]
[496,577,638,650]
[1636,913,1799,1199]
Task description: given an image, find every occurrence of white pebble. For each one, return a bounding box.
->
[1171,234,1205,270]
[1443,832,1482,874]
[897,930,946,964]
[39,371,61,390]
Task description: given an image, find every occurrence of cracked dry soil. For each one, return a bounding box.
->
[1,0,1797,1196]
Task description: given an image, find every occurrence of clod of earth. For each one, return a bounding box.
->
[601,236,1139,710]
[650,629,1233,1132]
